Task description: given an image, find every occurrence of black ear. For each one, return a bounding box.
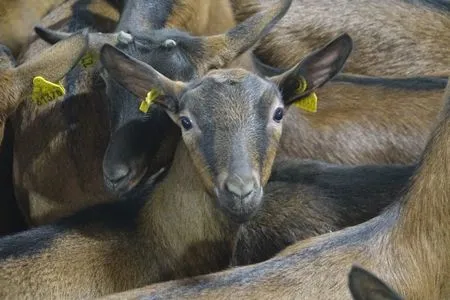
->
[270,33,353,106]
[348,265,403,300]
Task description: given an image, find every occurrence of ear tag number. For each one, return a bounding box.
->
[294,76,318,113]
[31,76,66,106]
[79,52,98,69]
[139,89,161,113]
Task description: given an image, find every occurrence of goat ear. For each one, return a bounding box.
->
[270,33,352,107]
[100,44,185,112]
[34,25,74,45]
[202,0,292,69]
[14,31,88,90]
[348,265,403,300]
[35,25,134,51]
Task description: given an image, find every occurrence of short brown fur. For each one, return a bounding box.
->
[233,0,450,76]
[278,80,445,164]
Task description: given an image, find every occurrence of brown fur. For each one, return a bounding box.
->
[278,79,445,164]
[233,0,450,76]
[99,80,450,300]
[0,0,67,56]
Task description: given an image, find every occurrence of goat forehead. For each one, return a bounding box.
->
[133,29,197,48]
[115,32,200,81]
[182,73,276,126]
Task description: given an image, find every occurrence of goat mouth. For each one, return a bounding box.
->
[215,187,263,224]
[104,166,148,196]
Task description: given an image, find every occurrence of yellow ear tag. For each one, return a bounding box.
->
[293,77,318,113]
[31,76,66,106]
[79,51,98,69]
[139,89,161,113]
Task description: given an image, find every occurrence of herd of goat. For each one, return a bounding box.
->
[0,0,449,299]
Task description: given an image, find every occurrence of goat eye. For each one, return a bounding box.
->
[180,116,193,130]
[273,107,284,122]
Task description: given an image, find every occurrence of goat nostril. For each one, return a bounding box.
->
[105,165,130,183]
[225,180,254,198]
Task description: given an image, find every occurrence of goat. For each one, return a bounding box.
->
[100,78,450,300]
[0,32,352,298]
[348,265,404,300]
[100,32,421,269]
[232,0,450,76]
[11,0,292,226]
[0,32,429,299]
[0,36,88,235]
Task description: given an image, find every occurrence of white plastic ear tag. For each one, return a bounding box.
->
[31,76,65,106]
[139,89,161,113]
[293,76,318,113]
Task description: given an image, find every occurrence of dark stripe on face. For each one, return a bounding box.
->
[255,87,281,178]
[256,93,270,176]
[180,84,218,180]
[197,119,218,179]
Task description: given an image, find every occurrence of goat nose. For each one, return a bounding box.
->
[105,164,130,183]
[225,176,255,198]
